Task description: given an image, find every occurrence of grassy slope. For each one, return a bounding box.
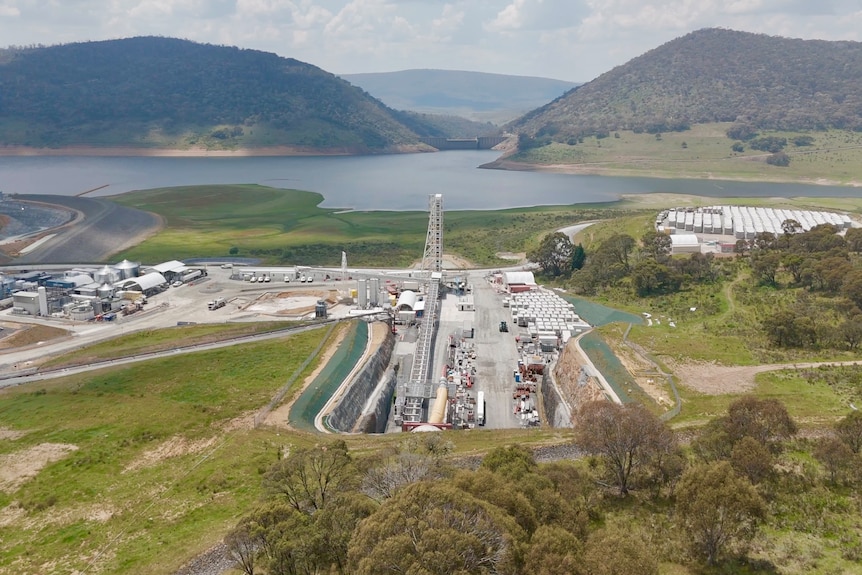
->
[0,328,335,574]
[509,124,862,185]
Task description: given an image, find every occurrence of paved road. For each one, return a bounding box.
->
[13,194,162,264]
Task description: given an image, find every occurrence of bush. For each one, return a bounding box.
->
[750,136,787,153]
[766,151,791,167]
[726,123,758,141]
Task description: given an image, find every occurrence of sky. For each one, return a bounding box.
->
[0,0,860,82]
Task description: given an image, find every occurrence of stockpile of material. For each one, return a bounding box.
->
[510,288,591,345]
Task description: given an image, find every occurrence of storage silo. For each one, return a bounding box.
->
[96,265,118,284]
[115,259,140,279]
[369,278,380,305]
[357,279,368,308]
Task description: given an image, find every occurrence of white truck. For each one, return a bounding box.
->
[476,391,485,426]
[207,297,226,311]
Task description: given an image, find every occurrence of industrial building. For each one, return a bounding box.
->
[3,258,174,318]
[669,233,701,254]
[656,206,856,255]
[498,271,536,294]
[659,206,852,238]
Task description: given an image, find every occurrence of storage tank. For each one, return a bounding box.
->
[428,384,449,424]
[115,259,140,279]
[69,304,95,321]
[98,283,114,299]
[315,300,327,319]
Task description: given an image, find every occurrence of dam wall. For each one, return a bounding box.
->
[326,326,396,433]
[420,136,508,150]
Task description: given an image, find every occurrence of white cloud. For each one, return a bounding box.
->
[0,2,20,17]
[0,0,858,80]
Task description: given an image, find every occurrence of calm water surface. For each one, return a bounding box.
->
[0,151,857,210]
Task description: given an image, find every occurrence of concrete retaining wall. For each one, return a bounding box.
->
[355,368,398,433]
[327,328,396,433]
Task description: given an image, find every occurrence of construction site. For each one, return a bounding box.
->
[0,193,616,437]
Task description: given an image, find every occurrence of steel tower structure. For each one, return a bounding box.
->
[420,194,443,273]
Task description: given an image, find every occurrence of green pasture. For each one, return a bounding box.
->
[511,123,862,184]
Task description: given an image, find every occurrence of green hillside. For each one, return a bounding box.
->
[0,38,423,151]
[509,28,862,142]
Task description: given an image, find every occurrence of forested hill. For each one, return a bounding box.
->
[0,37,422,151]
[509,28,862,141]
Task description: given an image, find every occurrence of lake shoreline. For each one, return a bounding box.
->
[479,158,862,188]
[0,144,427,158]
[2,145,861,188]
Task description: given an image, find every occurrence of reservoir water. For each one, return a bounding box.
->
[0,150,857,211]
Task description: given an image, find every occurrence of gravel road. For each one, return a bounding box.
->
[13,194,162,264]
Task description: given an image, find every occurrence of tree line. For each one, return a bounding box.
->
[531,221,862,352]
[224,398,862,574]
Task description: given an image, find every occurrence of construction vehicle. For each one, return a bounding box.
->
[208,297,226,311]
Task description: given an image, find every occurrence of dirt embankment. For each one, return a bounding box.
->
[554,341,606,408]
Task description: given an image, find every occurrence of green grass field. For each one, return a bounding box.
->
[511,123,862,185]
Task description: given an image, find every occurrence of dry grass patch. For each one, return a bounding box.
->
[0,443,78,492]
[0,323,69,350]
[123,435,219,473]
[0,426,27,440]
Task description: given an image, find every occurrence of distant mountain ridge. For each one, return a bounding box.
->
[342,69,578,124]
[509,28,862,141]
[0,37,424,151]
